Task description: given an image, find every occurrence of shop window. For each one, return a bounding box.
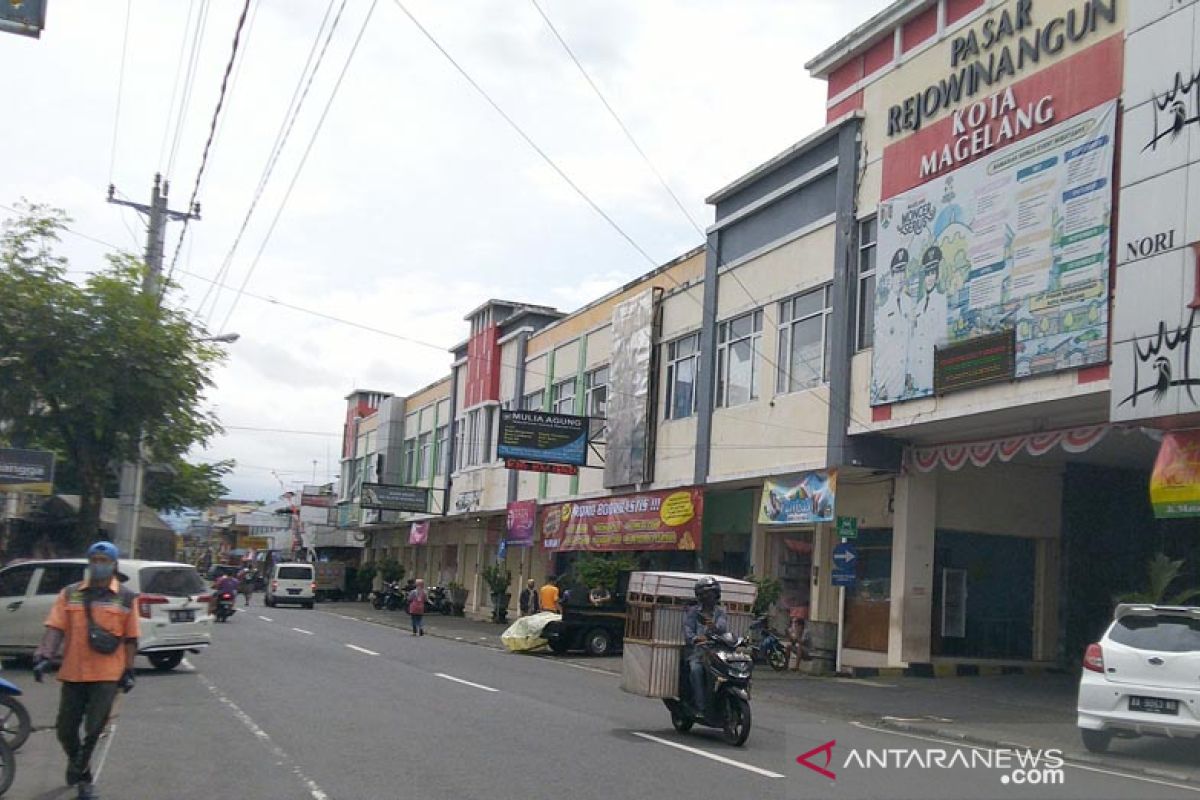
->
[716,309,762,408]
[856,216,877,350]
[434,425,449,475]
[770,531,813,620]
[417,432,433,481]
[402,438,417,484]
[551,377,577,415]
[522,389,545,411]
[585,366,608,419]
[665,332,700,420]
[776,286,832,393]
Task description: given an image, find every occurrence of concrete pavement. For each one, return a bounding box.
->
[5,603,1199,799]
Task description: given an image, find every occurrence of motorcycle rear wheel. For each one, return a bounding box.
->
[0,736,14,796]
[665,700,693,733]
[722,695,751,747]
[767,646,788,672]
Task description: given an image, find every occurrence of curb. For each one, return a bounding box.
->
[874,719,1200,788]
[319,608,510,652]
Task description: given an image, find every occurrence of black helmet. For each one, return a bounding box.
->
[694,576,721,602]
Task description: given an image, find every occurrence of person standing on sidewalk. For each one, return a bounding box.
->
[33,541,138,800]
[407,578,427,636]
[519,579,539,617]
[539,576,560,614]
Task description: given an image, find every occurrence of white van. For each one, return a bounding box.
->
[265,562,315,608]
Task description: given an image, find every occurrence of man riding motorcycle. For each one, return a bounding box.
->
[682,576,728,719]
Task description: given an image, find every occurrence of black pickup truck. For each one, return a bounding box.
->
[542,573,629,657]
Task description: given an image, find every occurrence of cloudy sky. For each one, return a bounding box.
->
[0,0,891,501]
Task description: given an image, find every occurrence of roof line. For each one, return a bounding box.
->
[805,0,935,78]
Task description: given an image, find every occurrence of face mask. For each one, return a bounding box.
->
[89,562,115,582]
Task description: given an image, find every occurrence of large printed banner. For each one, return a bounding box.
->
[872,101,1116,405]
[541,489,703,552]
[759,470,836,525]
[505,500,536,546]
[1150,431,1200,519]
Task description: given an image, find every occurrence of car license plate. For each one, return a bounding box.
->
[169,610,194,624]
[1129,696,1178,715]
[287,588,300,594]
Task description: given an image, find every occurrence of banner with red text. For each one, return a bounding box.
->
[540,489,703,552]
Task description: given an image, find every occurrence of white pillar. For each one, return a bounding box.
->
[888,470,937,666]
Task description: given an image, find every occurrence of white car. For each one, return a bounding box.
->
[1077,604,1200,752]
[264,562,315,608]
[0,558,213,671]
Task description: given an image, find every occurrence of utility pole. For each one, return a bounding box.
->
[108,174,201,558]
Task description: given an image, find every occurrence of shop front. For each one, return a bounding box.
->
[755,471,838,628]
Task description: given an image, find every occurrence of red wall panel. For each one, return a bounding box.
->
[827,57,865,99]
[863,35,894,77]
[946,0,983,26]
[901,5,938,54]
[826,90,863,124]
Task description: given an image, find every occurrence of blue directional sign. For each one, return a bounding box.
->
[832,541,857,587]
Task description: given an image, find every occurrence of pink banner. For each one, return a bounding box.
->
[409,521,429,545]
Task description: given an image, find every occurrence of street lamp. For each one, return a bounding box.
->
[115,332,240,556]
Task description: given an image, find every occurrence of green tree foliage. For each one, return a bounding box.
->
[143,458,233,514]
[746,573,782,616]
[572,552,637,593]
[0,202,226,546]
[1116,553,1200,606]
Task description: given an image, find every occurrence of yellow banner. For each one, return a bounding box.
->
[1150,431,1200,518]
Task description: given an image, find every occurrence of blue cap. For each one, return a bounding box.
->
[87,541,120,562]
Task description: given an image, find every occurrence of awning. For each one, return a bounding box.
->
[1150,430,1200,519]
[908,424,1110,473]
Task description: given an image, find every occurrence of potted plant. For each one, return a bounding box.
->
[447,581,469,616]
[481,563,512,624]
[746,573,782,617]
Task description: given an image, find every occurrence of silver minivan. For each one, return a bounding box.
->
[264,562,315,609]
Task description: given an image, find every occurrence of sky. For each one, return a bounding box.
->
[0,0,894,502]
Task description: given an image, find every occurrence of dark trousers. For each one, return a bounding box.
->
[411,613,424,634]
[57,680,119,784]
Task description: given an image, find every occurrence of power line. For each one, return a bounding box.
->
[530,0,705,238]
[223,425,341,437]
[166,0,212,179]
[163,0,255,296]
[107,0,133,186]
[197,0,344,324]
[391,0,662,271]
[158,0,198,171]
[218,0,378,333]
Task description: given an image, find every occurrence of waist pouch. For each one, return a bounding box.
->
[85,595,123,655]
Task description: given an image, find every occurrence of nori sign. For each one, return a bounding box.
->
[934,329,1015,395]
[497,410,588,467]
[360,483,429,513]
[0,448,55,494]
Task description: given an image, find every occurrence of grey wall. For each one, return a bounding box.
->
[717,172,838,267]
[713,130,841,220]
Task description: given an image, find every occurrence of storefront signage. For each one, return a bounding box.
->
[1150,431,1200,518]
[887,0,1117,137]
[1111,1,1200,423]
[835,516,858,540]
[759,471,837,525]
[873,101,1115,405]
[504,458,579,476]
[300,485,335,508]
[0,448,55,494]
[505,500,536,546]
[934,329,1016,394]
[360,482,429,512]
[541,488,703,552]
[497,410,588,467]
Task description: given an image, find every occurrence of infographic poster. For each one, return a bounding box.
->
[872,101,1116,405]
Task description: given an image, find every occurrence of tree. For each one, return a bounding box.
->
[0,202,226,546]
[1115,553,1200,606]
[143,458,233,514]
[572,552,637,593]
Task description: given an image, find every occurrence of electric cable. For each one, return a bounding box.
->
[217,0,378,333]
[107,0,133,186]
[166,0,212,180]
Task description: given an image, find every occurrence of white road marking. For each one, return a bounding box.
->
[849,721,1200,794]
[435,672,499,693]
[835,677,894,688]
[199,675,330,800]
[345,644,380,656]
[291,627,314,635]
[631,732,785,779]
[258,615,274,622]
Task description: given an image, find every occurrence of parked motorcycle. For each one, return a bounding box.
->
[214,590,237,622]
[425,585,454,616]
[663,631,754,746]
[0,674,31,752]
[747,615,788,671]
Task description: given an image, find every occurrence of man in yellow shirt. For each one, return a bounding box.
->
[539,576,561,614]
[34,541,139,800]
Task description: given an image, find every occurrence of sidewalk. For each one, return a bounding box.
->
[320,600,515,649]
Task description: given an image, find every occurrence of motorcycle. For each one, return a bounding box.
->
[663,631,754,746]
[747,615,788,671]
[214,590,237,622]
[425,585,454,616]
[0,673,30,752]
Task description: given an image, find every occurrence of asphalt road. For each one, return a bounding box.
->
[62,606,1200,800]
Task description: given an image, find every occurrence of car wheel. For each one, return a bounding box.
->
[148,652,184,672]
[584,628,612,657]
[304,601,314,609]
[0,695,32,751]
[265,596,275,608]
[1080,729,1111,753]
